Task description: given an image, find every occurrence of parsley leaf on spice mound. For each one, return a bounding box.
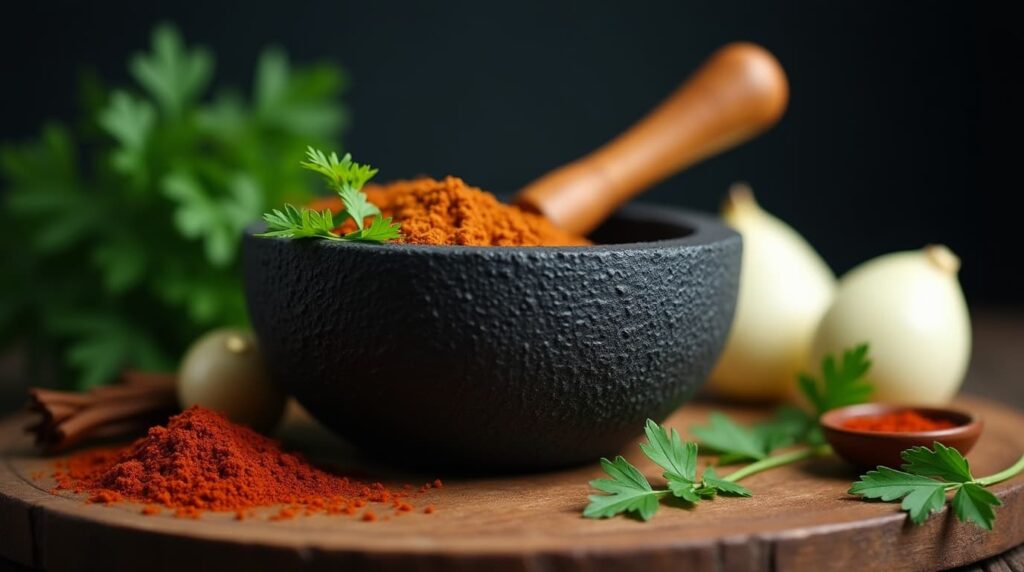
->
[311,176,591,247]
[52,406,440,520]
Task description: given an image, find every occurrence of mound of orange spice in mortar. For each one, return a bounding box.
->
[310,176,590,246]
[52,406,440,520]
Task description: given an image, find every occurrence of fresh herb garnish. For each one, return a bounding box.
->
[690,409,812,464]
[257,147,401,243]
[584,344,872,521]
[0,25,347,389]
[798,343,874,417]
[584,456,665,521]
[584,420,752,521]
[688,346,874,460]
[849,442,1024,529]
[584,344,1022,531]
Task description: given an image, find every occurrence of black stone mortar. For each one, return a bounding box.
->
[243,204,741,471]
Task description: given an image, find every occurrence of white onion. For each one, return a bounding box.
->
[809,245,971,405]
[709,184,836,400]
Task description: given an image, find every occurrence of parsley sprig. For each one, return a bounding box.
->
[690,407,812,463]
[585,345,871,521]
[799,344,874,416]
[584,343,1024,530]
[688,344,874,464]
[850,443,1024,530]
[584,421,751,521]
[0,25,347,388]
[257,147,401,243]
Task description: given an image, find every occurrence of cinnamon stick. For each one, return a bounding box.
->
[26,370,179,452]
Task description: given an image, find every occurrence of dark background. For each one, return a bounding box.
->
[0,1,1017,304]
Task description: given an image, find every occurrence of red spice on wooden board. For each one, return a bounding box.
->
[51,406,442,520]
[841,410,957,433]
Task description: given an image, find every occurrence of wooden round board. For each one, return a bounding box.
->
[2,395,1023,572]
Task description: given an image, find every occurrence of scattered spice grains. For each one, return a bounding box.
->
[841,410,957,433]
[50,406,439,522]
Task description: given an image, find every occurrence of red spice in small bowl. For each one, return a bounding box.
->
[821,404,982,468]
[841,409,957,433]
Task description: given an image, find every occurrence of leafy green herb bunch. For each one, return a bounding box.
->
[1,24,348,388]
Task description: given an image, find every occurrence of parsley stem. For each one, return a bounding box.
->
[721,445,833,483]
[976,454,1024,487]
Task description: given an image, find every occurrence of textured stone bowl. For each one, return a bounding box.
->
[243,204,741,471]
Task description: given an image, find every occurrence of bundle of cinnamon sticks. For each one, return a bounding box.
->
[27,371,179,452]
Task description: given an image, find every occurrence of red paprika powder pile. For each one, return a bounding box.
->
[52,406,439,520]
[841,410,957,433]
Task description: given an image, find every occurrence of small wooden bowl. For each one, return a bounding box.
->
[820,403,983,468]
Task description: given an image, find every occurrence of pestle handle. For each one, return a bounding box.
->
[516,42,788,236]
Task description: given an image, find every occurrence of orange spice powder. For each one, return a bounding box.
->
[51,406,438,520]
[310,176,589,247]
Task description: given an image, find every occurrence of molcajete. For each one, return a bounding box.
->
[243,203,740,471]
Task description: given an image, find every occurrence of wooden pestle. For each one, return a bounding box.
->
[516,42,789,236]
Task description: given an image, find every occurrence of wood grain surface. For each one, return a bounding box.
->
[1,393,1023,572]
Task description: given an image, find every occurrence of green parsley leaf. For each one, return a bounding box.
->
[665,473,702,503]
[1,24,347,388]
[300,147,378,195]
[848,466,949,524]
[345,215,401,243]
[691,411,798,463]
[952,483,1001,530]
[259,205,339,239]
[901,442,974,483]
[97,91,155,185]
[700,466,752,497]
[259,147,398,243]
[338,186,382,230]
[634,420,754,503]
[300,147,379,230]
[162,172,263,267]
[758,405,819,449]
[584,456,662,521]
[91,234,147,294]
[129,24,212,117]
[691,405,819,464]
[798,343,873,416]
[668,465,753,501]
[47,312,171,389]
[252,48,347,136]
[849,442,1024,529]
[640,418,697,481]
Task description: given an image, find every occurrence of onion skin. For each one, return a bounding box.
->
[810,245,971,405]
[709,185,836,401]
